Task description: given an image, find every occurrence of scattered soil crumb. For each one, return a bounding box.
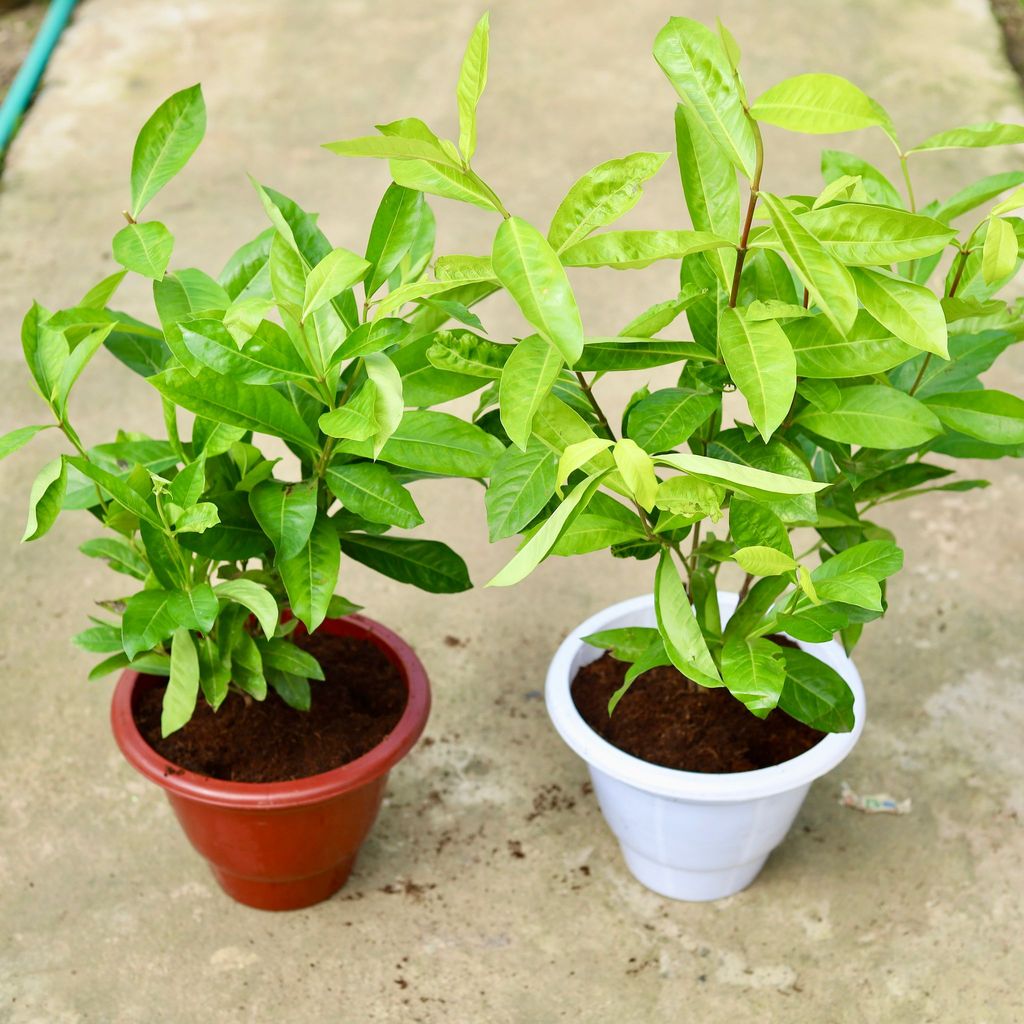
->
[507,839,525,859]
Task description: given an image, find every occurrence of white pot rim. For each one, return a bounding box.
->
[545,592,866,803]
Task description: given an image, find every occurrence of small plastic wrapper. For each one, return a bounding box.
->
[839,781,912,815]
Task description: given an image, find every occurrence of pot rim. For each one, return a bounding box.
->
[545,592,865,803]
[111,612,431,809]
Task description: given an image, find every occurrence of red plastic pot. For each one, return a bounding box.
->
[111,613,430,911]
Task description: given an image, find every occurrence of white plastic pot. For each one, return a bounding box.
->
[545,592,865,901]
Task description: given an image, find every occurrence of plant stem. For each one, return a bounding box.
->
[909,247,969,395]
[574,370,612,437]
[737,572,753,603]
[728,119,765,309]
[162,398,188,464]
[686,518,703,600]
[899,154,917,212]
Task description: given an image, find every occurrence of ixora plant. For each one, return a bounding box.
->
[328,14,1024,899]
[1,84,504,909]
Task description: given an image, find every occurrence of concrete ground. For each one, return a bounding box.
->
[1,1,1023,1021]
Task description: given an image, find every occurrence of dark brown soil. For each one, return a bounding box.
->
[135,633,407,783]
[571,640,824,774]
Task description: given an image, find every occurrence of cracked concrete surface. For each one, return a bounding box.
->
[1,1,1023,1021]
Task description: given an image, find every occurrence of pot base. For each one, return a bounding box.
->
[620,844,768,902]
[210,855,357,912]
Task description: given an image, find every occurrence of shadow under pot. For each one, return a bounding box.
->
[545,592,865,902]
[110,613,431,911]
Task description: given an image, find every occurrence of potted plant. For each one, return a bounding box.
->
[2,84,505,910]
[329,15,1024,900]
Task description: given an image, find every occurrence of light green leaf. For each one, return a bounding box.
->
[656,450,825,498]
[785,310,917,378]
[54,324,114,415]
[213,579,278,639]
[487,470,610,587]
[721,636,786,717]
[456,11,489,161]
[149,367,318,450]
[112,222,174,281]
[364,352,404,456]
[718,307,795,442]
[821,150,903,208]
[934,171,1024,222]
[613,438,658,511]
[909,122,1024,154]
[583,626,662,663]
[181,318,313,384]
[318,381,379,441]
[302,247,371,320]
[557,439,613,489]
[813,540,903,583]
[760,193,857,334]
[814,573,882,611]
[388,158,500,213]
[121,589,185,660]
[79,537,149,579]
[130,84,206,218]
[548,151,669,253]
[278,513,340,633]
[427,330,511,378]
[982,217,1018,285]
[22,457,67,542]
[653,17,757,177]
[730,495,791,556]
[492,216,583,365]
[654,476,724,521]
[499,334,564,450]
[734,545,797,576]
[339,534,471,594]
[852,267,948,357]
[654,550,722,686]
[797,385,942,449]
[924,390,1024,445]
[559,229,732,270]
[576,337,715,371]
[0,424,53,462]
[80,270,128,309]
[485,439,558,542]
[778,647,855,732]
[324,131,461,167]
[160,628,200,737]
[249,479,318,563]
[752,73,894,138]
[626,387,718,453]
[619,285,706,337]
[326,462,423,528]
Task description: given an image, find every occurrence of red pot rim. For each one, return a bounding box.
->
[110,613,431,809]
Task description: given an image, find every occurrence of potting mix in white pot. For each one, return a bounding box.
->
[330,14,1024,899]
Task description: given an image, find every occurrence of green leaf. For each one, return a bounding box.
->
[213,579,279,639]
[73,622,124,654]
[559,229,731,270]
[364,185,425,299]
[729,496,792,556]
[982,217,1018,285]
[934,171,1024,222]
[487,470,611,587]
[112,222,174,281]
[318,381,379,441]
[852,268,948,357]
[323,130,461,167]
[924,390,1024,445]
[278,513,340,633]
[548,151,669,253]
[721,636,786,717]
[734,545,797,576]
[654,550,722,687]
[80,270,128,309]
[718,307,795,442]
[557,438,614,489]
[776,203,955,266]
[492,216,583,365]
[576,337,714,371]
[64,455,164,527]
[182,318,314,383]
[0,424,53,462]
[908,122,1024,154]
[149,367,318,450]
[778,647,855,732]
[499,334,563,450]
[249,479,318,562]
[619,286,705,337]
[121,589,202,661]
[814,573,882,611]
[219,229,273,299]
[760,193,857,334]
[821,150,903,208]
[752,73,894,137]
[260,637,325,680]
[338,410,504,478]
[267,671,311,710]
[612,438,658,511]
[485,439,558,542]
[653,17,757,177]
[161,628,200,737]
[363,352,404,455]
[79,537,149,579]
[22,457,67,542]
[785,310,917,378]
[326,462,423,528]
[456,11,489,161]
[626,387,718,453]
[130,84,206,218]
[583,627,662,663]
[388,157,500,213]
[656,451,825,497]
[427,330,511,378]
[797,385,942,449]
[302,247,371,320]
[340,534,471,593]
[54,324,114,415]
